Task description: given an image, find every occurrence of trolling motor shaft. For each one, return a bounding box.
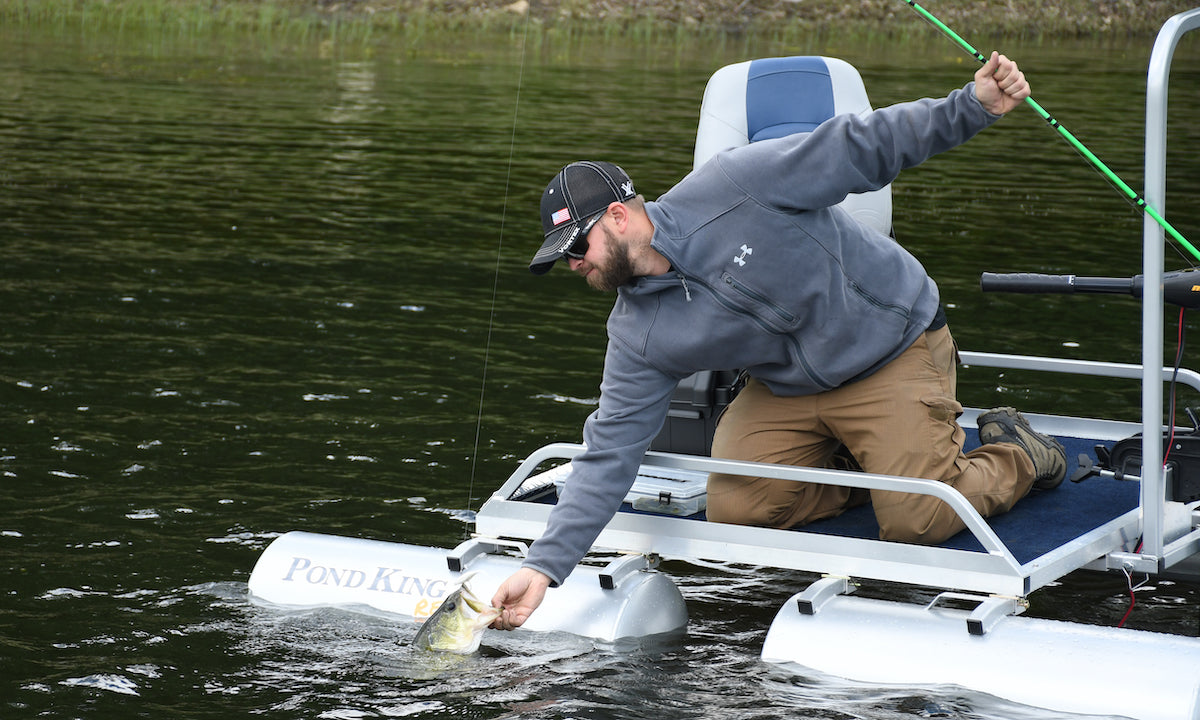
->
[980,268,1200,309]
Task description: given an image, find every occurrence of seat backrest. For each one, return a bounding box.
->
[693,56,892,236]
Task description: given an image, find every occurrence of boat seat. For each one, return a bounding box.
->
[652,57,897,456]
[693,56,893,237]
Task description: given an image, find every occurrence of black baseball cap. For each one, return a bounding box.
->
[530,161,636,275]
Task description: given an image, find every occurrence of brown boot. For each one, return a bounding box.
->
[977,407,1067,490]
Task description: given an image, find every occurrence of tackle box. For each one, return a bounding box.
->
[547,462,708,517]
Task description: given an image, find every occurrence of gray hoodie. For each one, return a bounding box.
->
[523,82,1001,585]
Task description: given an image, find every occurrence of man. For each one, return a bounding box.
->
[491,52,1066,631]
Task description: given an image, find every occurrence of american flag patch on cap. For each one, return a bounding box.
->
[551,208,571,225]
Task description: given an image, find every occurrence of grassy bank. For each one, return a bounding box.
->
[1,0,1196,48]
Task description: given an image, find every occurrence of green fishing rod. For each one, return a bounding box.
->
[901,0,1200,264]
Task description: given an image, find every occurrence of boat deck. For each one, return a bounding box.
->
[808,425,1139,563]
[508,421,1141,563]
[478,411,1157,599]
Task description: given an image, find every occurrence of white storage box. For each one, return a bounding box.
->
[545,462,708,516]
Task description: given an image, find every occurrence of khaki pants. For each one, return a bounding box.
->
[706,326,1035,544]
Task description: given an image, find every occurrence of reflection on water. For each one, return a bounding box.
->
[1,19,1199,720]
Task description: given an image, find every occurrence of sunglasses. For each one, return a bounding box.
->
[563,211,606,259]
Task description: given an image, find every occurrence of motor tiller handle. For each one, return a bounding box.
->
[980,273,1133,295]
[981,270,1200,309]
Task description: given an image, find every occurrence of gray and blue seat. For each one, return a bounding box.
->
[693,55,893,237]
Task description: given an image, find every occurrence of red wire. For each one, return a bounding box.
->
[1117,540,1146,628]
[1116,306,1185,628]
[1117,584,1136,628]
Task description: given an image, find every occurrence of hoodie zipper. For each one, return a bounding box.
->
[677,273,692,302]
[669,271,831,390]
[720,272,796,324]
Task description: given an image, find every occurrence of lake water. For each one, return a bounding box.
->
[3,15,1200,720]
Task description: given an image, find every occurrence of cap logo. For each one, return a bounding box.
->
[556,225,581,252]
[621,180,634,197]
[551,207,572,226]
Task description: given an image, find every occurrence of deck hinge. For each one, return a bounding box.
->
[1105,551,1163,574]
[445,537,529,572]
[599,553,659,590]
[926,592,1028,635]
[796,576,855,616]
[966,596,1027,635]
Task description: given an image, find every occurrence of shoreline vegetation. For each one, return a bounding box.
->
[2,0,1197,42]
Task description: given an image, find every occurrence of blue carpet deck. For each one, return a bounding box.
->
[565,432,1143,565]
[797,431,1141,564]
[601,432,1142,565]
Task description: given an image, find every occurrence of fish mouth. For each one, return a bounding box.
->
[459,584,502,622]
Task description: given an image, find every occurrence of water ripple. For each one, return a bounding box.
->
[60,674,140,696]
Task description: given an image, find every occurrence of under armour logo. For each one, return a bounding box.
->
[733,244,753,267]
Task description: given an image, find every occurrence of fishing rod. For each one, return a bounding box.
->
[900,0,1200,264]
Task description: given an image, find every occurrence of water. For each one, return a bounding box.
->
[2,18,1200,720]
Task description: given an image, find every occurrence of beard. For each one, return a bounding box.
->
[586,224,637,291]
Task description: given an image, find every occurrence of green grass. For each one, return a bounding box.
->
[1,0,1195,50]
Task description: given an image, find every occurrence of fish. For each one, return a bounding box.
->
[411,574,502,654]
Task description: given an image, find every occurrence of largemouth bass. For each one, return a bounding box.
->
[411,575,501,654]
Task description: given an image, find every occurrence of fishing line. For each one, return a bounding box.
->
[900,0,1200,264]
[465,8,533,533]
